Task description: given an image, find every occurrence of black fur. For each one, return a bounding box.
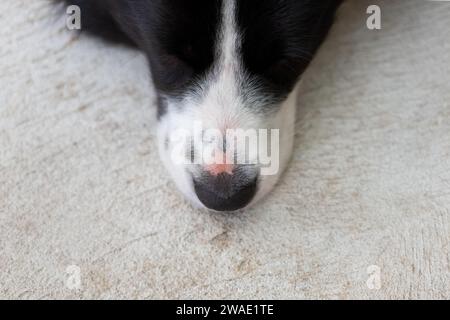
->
[237,0,342,97]
[59,0,341,116]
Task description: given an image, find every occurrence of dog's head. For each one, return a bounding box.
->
[134,0,341,211]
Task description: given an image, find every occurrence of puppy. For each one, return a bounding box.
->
[59,0,342,211]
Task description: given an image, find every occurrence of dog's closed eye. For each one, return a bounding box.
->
[265,57,309,87]
[155,53,195,92]
[154,40,215,94]
[176,44,196,65]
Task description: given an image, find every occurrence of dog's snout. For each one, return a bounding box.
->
[193,167,258,212]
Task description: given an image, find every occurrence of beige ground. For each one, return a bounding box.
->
[1,0,449,299]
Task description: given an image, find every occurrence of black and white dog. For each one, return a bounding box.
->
[60,0,342,211]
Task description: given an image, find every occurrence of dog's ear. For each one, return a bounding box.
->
[55,0,136,47]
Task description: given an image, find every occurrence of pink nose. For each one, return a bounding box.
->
[205,163,234,176]
[204,150,234,175]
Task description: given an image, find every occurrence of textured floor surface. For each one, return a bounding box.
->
[1,0,449,299]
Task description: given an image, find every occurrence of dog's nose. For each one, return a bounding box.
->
[193,167,258,212]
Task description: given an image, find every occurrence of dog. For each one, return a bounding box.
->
[59,0,342,211]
